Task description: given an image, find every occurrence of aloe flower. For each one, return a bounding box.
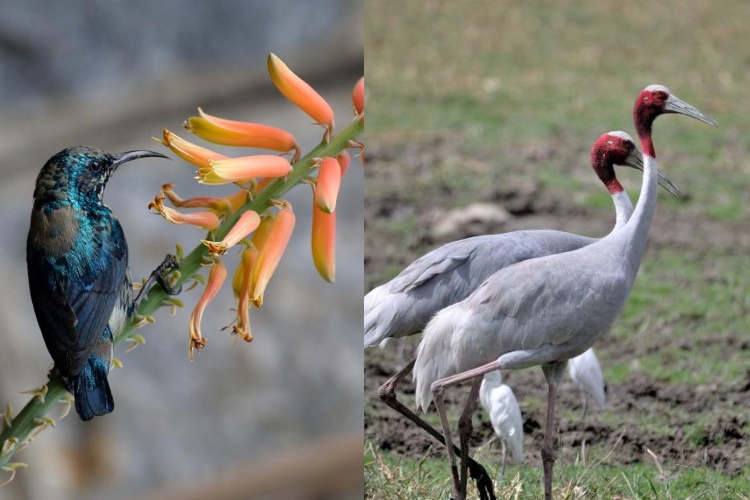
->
[232,246,259,342]
[337,150,351,177]
[209,155,292,182]
[161,183,248,215]
[186,108,301,162]
[148,194,220,231]
[202,210,261,255]
[311,202,336,283]
[268,53,334,141]
[314,157,341,214]
[159,129,228,170]
[250,200,295,307]
[352,76,364,116]
[188,260,227,360]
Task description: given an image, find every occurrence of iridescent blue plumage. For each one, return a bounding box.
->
[27,146,168,420]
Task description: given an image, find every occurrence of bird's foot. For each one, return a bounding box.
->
[153,254,182,295]
[468,458,496,500]
[134,254,182,308]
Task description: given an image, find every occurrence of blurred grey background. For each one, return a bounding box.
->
[0,2,363,499]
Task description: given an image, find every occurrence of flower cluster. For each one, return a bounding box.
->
[149,53,364,359]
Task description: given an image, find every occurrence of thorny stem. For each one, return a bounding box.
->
[0,117,363,475]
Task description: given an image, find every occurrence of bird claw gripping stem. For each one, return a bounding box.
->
[154,254,182,296]
[135,254,182,308]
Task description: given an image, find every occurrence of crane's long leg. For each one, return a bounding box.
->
[457,378,481,496]
[378,359,496,500]
[541,361,567,500]
[431,359,509,500]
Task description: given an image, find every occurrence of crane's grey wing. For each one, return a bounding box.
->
[469,254,629,356]
[387,237,487,294]
[366,231,596,347]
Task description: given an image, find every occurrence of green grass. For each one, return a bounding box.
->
[365,442,750,499]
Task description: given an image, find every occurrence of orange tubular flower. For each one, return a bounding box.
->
[186,108,301,162]
[352,76,364,116]
[233,246,259,342]
[250,200,296,307]
[209,155,292,182]
[159,129,237,184]
[314,157,341,214]
[188,260,227,360]
[337,150,351,178]
[202,210,261,255]
[149,194,221,230]
[311,203,336,283]
[251,211,276,251]
[160,129,228,170]
[161,183,248,215]
[267,53,334,140]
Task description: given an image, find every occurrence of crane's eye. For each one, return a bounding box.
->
[655,91,667,101]
[90,161,102,172]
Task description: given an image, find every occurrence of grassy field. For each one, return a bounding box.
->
[365,0,750,498]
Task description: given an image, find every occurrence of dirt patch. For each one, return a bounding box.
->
[366,344,750,475]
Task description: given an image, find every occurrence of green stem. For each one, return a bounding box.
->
[0,117,363,472]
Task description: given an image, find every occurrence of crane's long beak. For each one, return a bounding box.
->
[655,167,683,198]
[623,148,683,198]
[112,150,170,169]
[665,94,718,126]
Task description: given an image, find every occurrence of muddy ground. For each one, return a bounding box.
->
[364,136,750,476]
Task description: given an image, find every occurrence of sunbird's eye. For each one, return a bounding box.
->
[90,161,102,172]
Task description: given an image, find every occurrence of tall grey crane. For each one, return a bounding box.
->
[413,85,716,500]
[365,131,679,499]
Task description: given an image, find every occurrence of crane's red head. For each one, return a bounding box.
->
[590,131,641,194]
[591,130,682,197]
[633,84,717,157]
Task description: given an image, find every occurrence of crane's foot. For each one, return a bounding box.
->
[468,456,496,500]
[378,361,495,500]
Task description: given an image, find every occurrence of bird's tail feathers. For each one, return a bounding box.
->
[72,357,114,421]
[364,286,395,348]
[414,304,465,413]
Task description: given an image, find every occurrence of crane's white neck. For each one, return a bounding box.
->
[610,190,634,232]
[619,153,658,275]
